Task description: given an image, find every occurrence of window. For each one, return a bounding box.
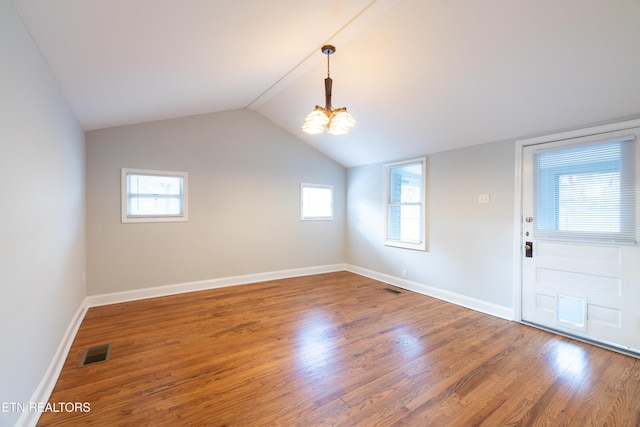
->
[121,168,188,223]
[533,136,636,244]
[301,183,333,220]
[384,157,426,250]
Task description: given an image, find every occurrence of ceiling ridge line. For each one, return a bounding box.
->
[244,0,379,111]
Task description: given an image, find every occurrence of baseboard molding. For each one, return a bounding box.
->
[345,264,514,320]
[18,299,89,427]
[19,264,344,427]
[24,262,512,426]
[86,264,346,307]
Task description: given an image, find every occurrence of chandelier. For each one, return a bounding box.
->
[302,45,355,135]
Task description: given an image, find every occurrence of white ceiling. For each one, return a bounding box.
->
[12,0,640,167]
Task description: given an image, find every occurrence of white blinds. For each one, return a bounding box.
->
[533,135,637,244]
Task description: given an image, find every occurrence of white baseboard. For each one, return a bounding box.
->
[25,262,512,426]
[18,264,344,427]
[17,300,89,427]
[86,264,346,307]
[345,264,514,320]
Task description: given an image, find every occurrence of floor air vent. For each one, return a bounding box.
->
[79,343,112,367]
[382,287,403,294]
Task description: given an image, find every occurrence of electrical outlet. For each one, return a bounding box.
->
[402,270,408,279]
[478,193,491,204]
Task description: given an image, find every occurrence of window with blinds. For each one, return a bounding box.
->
[384,157,426,250]
[121,168,188,223]
[533,136,636,244]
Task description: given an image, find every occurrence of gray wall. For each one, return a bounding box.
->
[0,1,86,425]
[86,110,345,295]
[347,140,516,309]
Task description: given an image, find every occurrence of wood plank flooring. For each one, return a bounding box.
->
[38,272,640,426]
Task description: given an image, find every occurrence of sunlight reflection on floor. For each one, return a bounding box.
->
[547,339,591,387]
[295,312,337,377]
[393,327,424,359]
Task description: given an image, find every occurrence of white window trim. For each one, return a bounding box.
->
[383,157,427,250]
[121,168,189,223]
[301,183,334,221]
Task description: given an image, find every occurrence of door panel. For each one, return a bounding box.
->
[521,127,640,354]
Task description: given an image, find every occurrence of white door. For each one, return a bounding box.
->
[521,125,640,354]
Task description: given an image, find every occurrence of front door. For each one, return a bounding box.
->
[520,125,640,354]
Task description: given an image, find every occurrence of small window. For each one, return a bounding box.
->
[121,168,188,223]
[301,183,333,220]
[384,157,426,250]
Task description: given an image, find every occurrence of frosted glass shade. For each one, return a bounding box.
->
[328,109,356,135]
[302,108,330,134]
[302,107,355,135]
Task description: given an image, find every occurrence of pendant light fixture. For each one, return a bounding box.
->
[302,45,355,135]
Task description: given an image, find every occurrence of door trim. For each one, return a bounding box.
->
[512,118,640,323]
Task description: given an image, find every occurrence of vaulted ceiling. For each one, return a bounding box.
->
[12,0,640,167]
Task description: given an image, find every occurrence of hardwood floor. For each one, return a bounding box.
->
[38,272,640,426]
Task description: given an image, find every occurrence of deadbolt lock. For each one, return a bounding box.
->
[525,242,533,258]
